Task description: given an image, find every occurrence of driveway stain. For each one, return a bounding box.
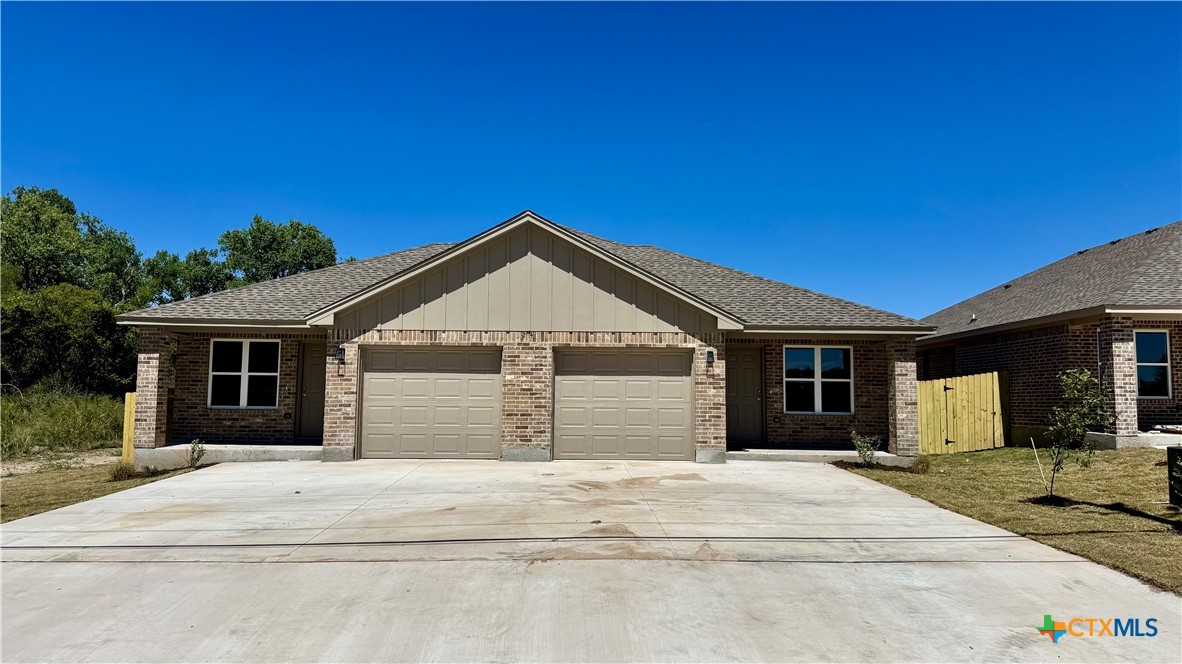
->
[569,473,706,492]
[554,497,640,506]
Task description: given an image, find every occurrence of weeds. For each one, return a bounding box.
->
[0,387,123,457]
[189,439,206,468]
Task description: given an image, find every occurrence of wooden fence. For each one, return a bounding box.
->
[917,372,1006,455]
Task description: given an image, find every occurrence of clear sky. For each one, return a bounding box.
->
[3,2,1179,319]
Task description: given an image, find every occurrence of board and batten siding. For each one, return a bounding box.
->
[333,226,719,333]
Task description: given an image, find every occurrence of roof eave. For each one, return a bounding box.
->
[116,317,311,329]
[736,325,935,337]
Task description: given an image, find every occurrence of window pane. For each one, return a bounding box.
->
[785,381,814,412]
[1135,332,1169,364]
[820,348,851,379]
[784,348,815,379]
[821,381,852,413]
[247,375,279,407]
[248,341,280,373]
[210,375,241,407]
[1137,366,1170,398]
[211,341,243,373]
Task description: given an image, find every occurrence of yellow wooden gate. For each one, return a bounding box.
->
[917,372,1005,455]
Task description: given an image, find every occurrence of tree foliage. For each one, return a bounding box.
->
[1042,369,1114,498]
[1,284,137,393]
[219,215,337,284]
[1,186,342,396]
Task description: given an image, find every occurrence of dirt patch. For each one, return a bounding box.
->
[578,523,639,538]
[1,448,121,478]
[569,473,706,492]
[555,497,640,506]
[690,543,737,561]
[530,541,672,562]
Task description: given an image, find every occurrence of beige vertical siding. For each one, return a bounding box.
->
[333,226,718,333]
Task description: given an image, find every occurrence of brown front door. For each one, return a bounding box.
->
[298,342,327,441]
[726,346,763,444]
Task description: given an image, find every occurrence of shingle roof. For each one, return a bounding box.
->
[120,243,455,323]
[922,220,1182,340]
[561,228,924,329]
[119,214,926,330]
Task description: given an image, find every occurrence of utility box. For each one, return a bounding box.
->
[1169,446,1182,507]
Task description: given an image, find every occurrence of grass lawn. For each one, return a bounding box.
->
[0,463,191,523]
[848,447,1181,594]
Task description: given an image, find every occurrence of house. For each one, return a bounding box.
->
[117,211,932,464]
[918,220,1181,447]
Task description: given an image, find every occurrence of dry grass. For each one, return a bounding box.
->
[0,462,190,523]
[0,390,124,457]
[849,447,1181,593]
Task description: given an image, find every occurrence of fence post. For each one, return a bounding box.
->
[122,392,136,463]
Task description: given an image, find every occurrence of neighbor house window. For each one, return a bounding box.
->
[208,340,281,408]
[784,346,853,414]
[1134,331,1171,399]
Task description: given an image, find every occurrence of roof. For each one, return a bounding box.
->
[921,220,1182,341]
[118,211,928,332]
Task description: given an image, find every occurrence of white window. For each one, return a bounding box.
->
[783,345,853,414]
[208,340,281,409]
[1134,331,1171,399]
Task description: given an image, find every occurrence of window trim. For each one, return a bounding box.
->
[783,345,854,415]
[1133,330,1172,400]
[207,339,281,410]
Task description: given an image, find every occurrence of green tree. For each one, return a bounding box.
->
[0,186,85,290]
[80,215,142,309]
[219,215,337,284]
[137,248,233,305]
[1043,369,1114,498]
[0,284,137,394]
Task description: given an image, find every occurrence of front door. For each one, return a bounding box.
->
[726,346,763,444]
[298,342,327,441]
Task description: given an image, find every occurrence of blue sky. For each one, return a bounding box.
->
[3,2,1178,319]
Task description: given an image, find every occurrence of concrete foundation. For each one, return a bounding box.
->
[727,448,915,467]
[321,447,355,463]
[500,447,553,462]
[134,444,323,471]
[695,448,727,464]
[1084,431,1182,450]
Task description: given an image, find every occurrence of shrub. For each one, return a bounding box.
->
[909,456,930,474]
[109,461,137,481]
[1042,369,1114,498]
[851,430,881,467]
[189,439,206,468]
[0,386,124,457]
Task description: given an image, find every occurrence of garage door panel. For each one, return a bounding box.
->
[592,379,619,399]
[361,348,502,459]
[555,350,693,460]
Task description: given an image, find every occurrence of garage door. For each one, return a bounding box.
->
[360,348,501,459]
[554,349,694,460]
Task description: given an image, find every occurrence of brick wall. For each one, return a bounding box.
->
[726,337,891,446]
[919,316,1181,437]
[323,329,726,461]
[167,331,327,445]
[133,328,171,448]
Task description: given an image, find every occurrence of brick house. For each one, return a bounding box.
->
[118,211,931,463]
[918,220,1181,446]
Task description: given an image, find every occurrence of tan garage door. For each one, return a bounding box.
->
[554,349,694,460]
[360,348,501,459]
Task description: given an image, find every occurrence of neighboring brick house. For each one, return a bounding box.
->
[918,220,1182,446]
[118,211,931,463]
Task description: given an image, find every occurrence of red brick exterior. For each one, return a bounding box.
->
[135,329,328,447]
[134,326,921,459]
[724,336,918,455]
[918,316,1181,437]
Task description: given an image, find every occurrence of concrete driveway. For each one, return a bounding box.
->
[2,460,1178,662]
